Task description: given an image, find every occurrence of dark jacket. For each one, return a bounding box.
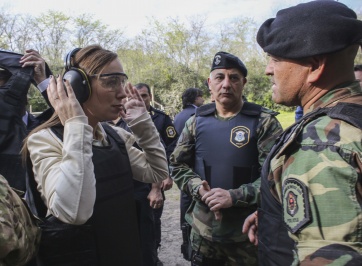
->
[174,105,197,135]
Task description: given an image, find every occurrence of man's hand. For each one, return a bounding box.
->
[48,75,85,125]
[119,83,147,123]
[148,182,164,209]
[20,49,47,84]
[161,176,173,191]
[202,188,232,211]
[198,180,222,221]
[242,211,258,246]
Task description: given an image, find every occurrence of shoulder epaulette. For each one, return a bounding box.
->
[151,107,166,115]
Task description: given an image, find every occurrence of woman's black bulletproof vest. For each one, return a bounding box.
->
[194,102,261,189]
[31,123,141,266]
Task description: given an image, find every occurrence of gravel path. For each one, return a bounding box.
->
[158,186,189,266]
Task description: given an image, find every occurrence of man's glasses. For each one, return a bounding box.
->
[90,72,128,90]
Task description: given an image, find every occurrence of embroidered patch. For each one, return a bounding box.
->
[214,55,221,65]
[166,126,176,138]
[230,126,250,148]
[282,178,311,234]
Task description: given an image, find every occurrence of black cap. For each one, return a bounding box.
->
[257,0,362,59]
[210,51,248,77]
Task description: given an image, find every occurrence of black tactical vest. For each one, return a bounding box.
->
[194,102,261,189]
[28,123,141,266]
[258,102,362,266]
[0,50,33,190]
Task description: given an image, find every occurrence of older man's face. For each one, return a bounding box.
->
[208,68,246,109]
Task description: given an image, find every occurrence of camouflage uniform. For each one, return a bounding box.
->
[267,81,362,265]
[170,105,282,265]
[0,174,41,266]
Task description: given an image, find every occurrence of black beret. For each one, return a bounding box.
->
[210,51,248,77]
[257,0,362,59]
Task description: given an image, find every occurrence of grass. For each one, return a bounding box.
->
[276,111,295,129]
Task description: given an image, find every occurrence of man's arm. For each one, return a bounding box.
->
[169,116,202,198]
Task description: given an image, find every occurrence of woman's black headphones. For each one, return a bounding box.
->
[63,48,92,104]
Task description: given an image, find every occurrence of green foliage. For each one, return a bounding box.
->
[277,111,296,130]
[1,5,361,113]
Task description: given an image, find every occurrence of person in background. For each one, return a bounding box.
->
[243,1,362,265]
[0,49,51,191]
[134,82,178,266]
[170,51,283,265]
[173,87,204,260]
[294,105,303,121]
[111,97,164,266]
[23,45,168,266]
[354,64,362,87]
[0,49,49,266]
[174,88,204,135]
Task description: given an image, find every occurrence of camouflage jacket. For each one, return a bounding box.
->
[0,175,41,266]
[170,103,282,242]
[269,81,362,265]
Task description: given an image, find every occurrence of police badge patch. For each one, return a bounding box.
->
[230,126,250,148]
[282,178,311,234]
[166,126,176,138]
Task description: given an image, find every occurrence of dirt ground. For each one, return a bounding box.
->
[158,185,189,266]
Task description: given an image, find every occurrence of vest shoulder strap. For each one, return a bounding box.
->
[100,122,126,149]
[241,101,262,116]
[327,102,362,129]
[196,102,216,117]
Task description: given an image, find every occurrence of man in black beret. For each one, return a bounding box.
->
[170,51,282,264]
[243,1,362,265]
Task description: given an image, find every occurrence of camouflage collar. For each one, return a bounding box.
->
[305,81,362,115]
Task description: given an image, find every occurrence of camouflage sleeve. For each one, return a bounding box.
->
[278,118,362,264]
[0,175,40,265]
[169,116,202,198]
[229,110,283,207]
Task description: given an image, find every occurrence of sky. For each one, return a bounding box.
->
[2,0,361,38]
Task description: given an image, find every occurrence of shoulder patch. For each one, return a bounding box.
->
[282,178,311,234]
[166,126,177,138]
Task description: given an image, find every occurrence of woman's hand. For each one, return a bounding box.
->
[119,83,147,123]
[48,75,85,125]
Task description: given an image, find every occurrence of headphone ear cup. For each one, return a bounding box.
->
[63,68,91,104]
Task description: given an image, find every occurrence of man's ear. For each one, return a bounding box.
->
[243,77,247,85]
[307,55,326,83]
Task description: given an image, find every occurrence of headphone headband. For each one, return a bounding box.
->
[64,48,81,71]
